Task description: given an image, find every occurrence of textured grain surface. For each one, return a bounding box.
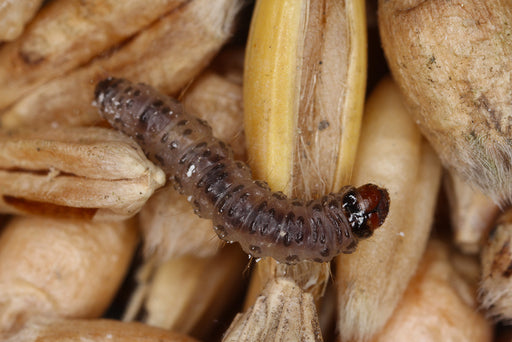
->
[223,278,323,342]
[379,0,512,203]
[0,126,165,220]
[0,217,138,333]
[336,78,442,341]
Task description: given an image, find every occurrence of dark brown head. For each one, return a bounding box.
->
[342,183,390,239]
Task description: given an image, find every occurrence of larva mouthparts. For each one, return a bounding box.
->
[94,77,390,264]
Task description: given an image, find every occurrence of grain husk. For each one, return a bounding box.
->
[1,0,242,128]
[379,0,512,203]
[369,240,493,342]
[125,246,247,339]
[336,77,442,341]
[0,216,138,333]
[0,126,165,220]
[242,0,367,311]
[2,317,198,342]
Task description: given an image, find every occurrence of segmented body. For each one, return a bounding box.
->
[94,77,390,264]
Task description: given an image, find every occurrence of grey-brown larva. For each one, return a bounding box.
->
[94,77,390,264]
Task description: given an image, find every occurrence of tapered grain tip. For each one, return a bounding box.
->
[223,278,323,341]
[358,183,390,233]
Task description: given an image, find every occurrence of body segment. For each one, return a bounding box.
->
[94,77,390,263]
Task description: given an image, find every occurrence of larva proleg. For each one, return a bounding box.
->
[94,77,390,264]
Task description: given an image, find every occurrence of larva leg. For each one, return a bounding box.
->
[94,77,390,264]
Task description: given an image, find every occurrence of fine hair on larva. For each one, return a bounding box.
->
[94,77,390,264]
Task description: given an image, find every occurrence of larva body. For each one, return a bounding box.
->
[94,78,390,264]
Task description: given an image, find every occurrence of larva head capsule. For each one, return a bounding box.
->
[342,183,390,239]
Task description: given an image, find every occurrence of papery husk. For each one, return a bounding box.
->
[223,278,323,342]
[1,0,242,128]
[0,216,138,333]
[379,0,512,203]
[182,70,245,160]
[124,246,247,339]
[242,0,367,312]
[336,77,442,341]
[0,126,165,221]
[480,208,512,322]
[369,240,493,342]
[244,0,366,194]
[0,0,186,109]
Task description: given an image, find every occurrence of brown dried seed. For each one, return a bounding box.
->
[379,0,512,203]
[0,126,165,220]
[371,240,493,342]
[124,246,247,339]
[242,0,367,306]
[0,216,138,333]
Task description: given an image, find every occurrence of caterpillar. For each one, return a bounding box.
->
[94,77,390,264]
